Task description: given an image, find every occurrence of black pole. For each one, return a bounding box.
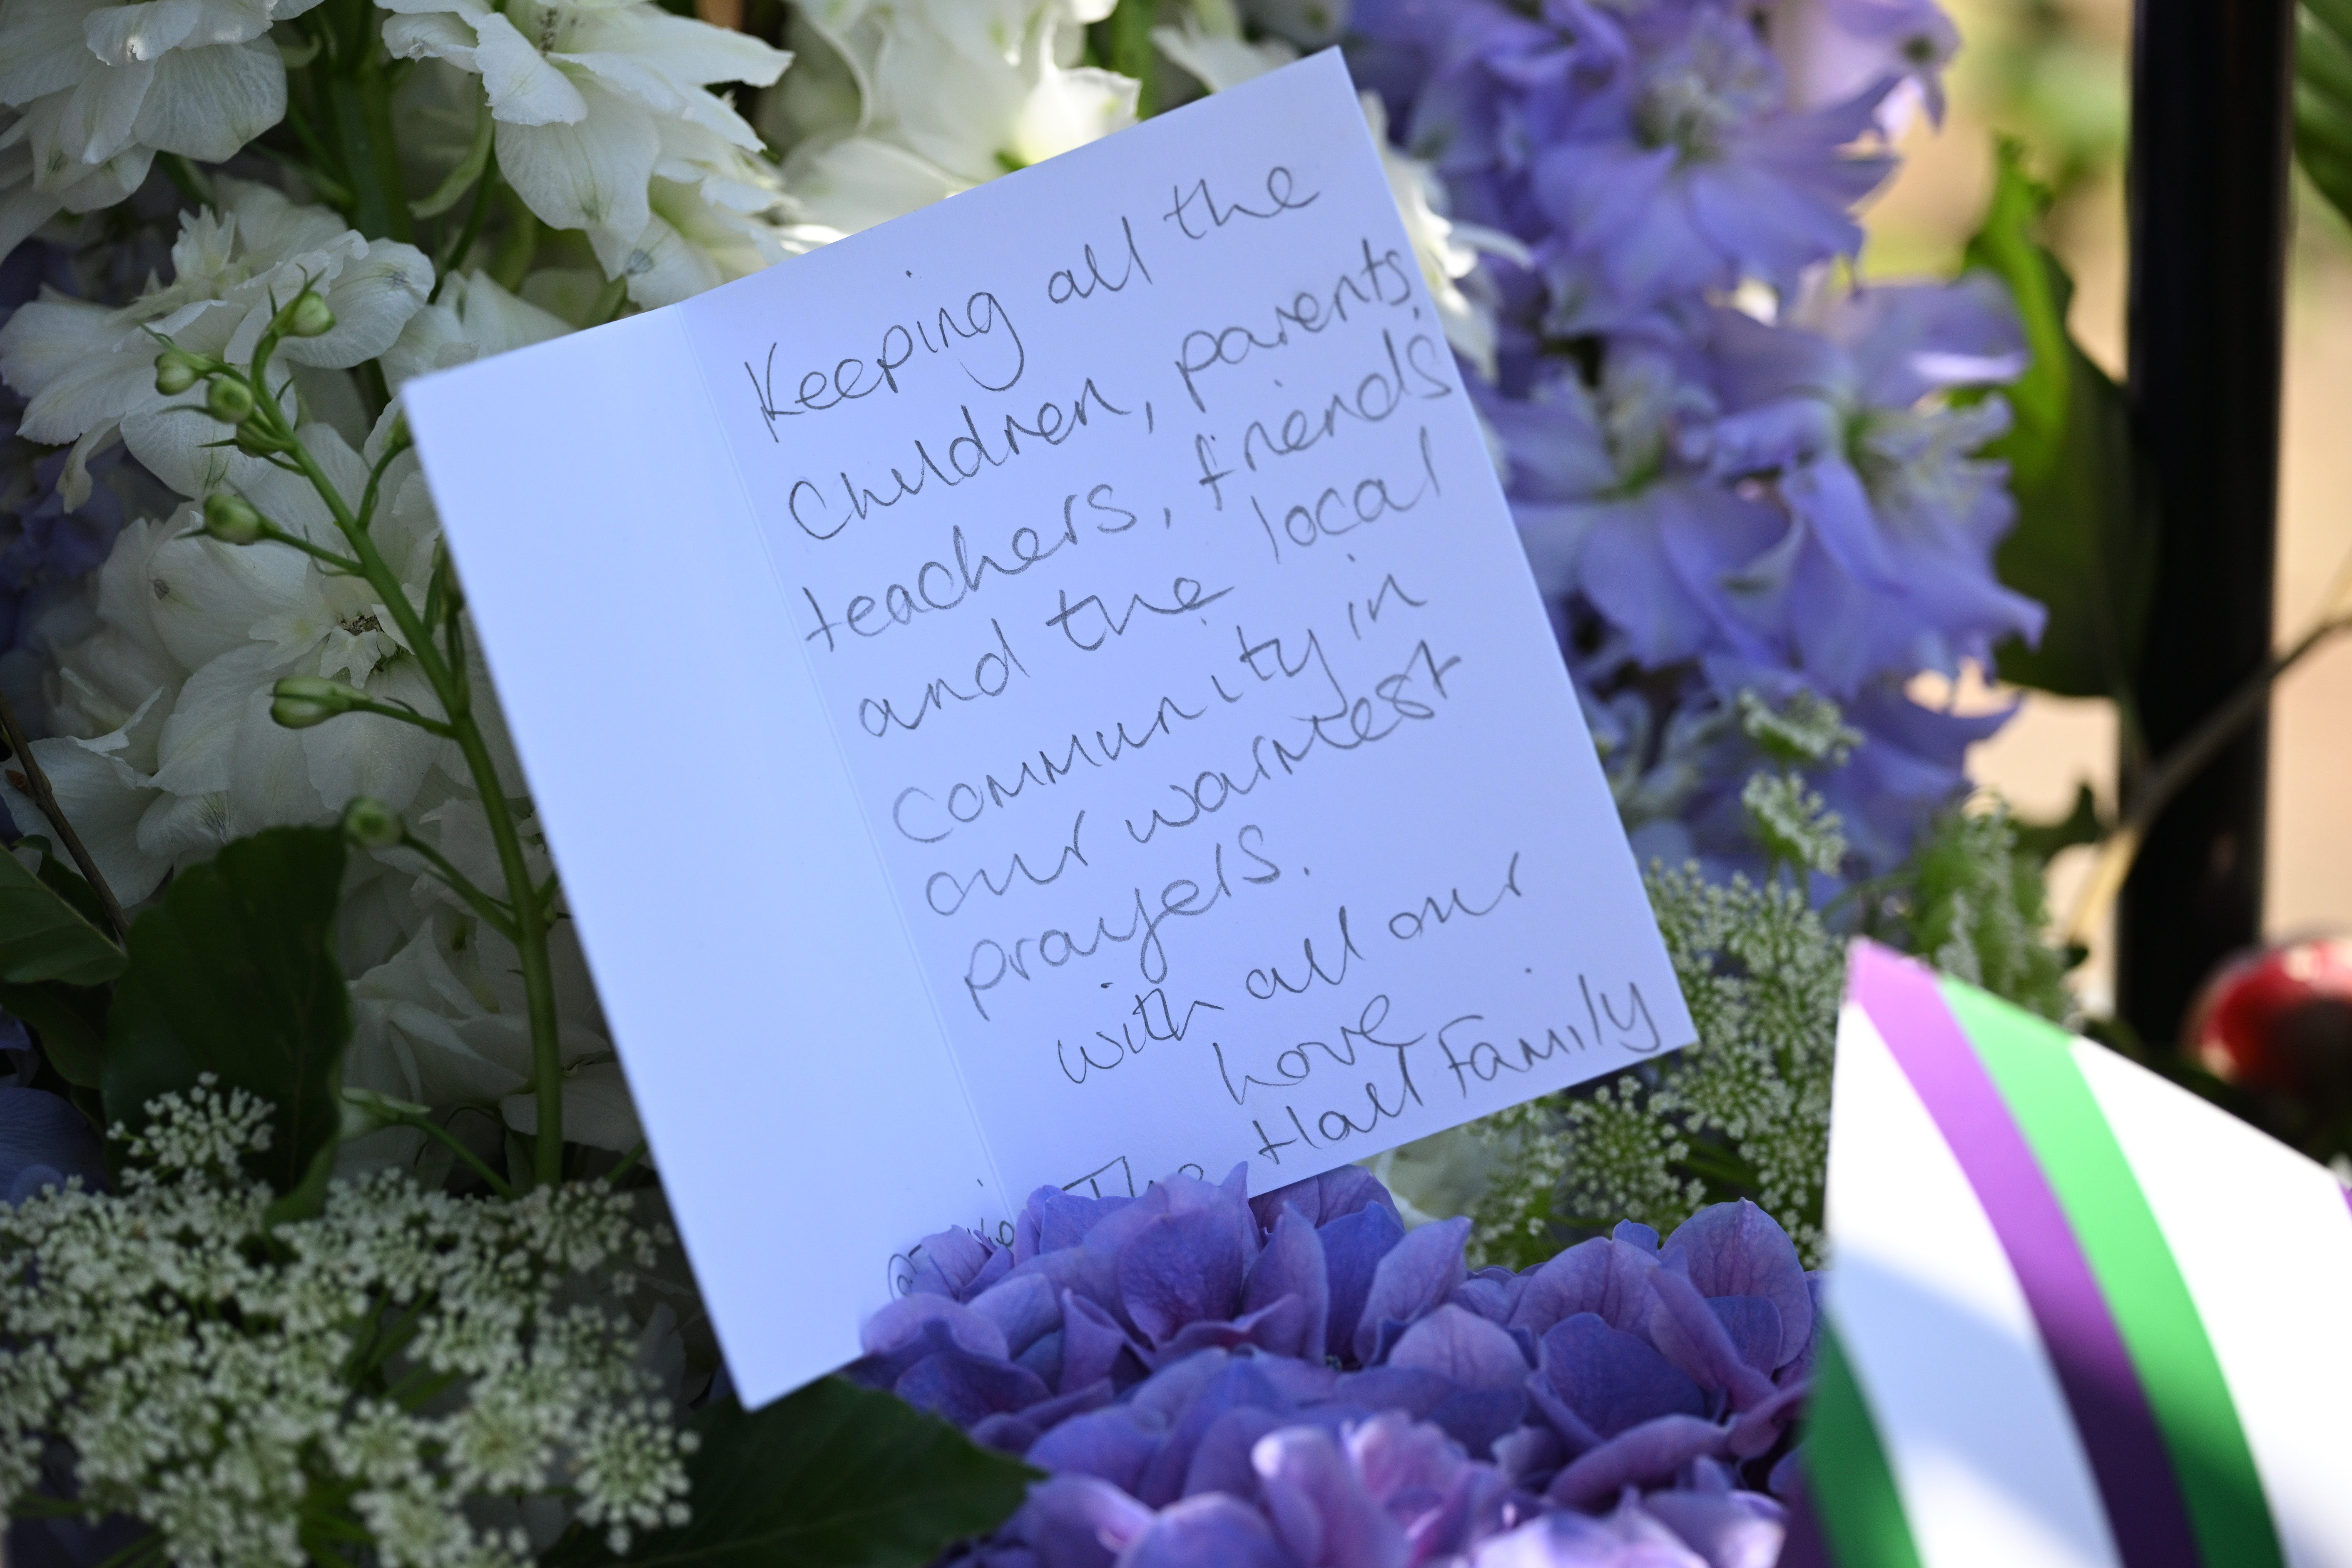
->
[2118,0,2296,1047]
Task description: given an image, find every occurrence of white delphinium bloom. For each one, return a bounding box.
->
[345,863,644,1161]
[0,412,446,902]
[1151,0,1295,96]
[0,196,636,1154]
[0,1079,687,1566]
[381,267,571,388]
[772,0,1137,235]
[0,0,322,255]
[378,0,795,306]
[0,179,431,505]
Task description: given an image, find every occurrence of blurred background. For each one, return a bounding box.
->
[1862,0,2352,1015]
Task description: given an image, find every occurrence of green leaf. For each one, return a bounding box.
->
[411,100,493,219]
[0,841,123,986]
[0,979,109,1088]
[2302,2,2352,225]
[2010,780,2105,863]
[25,839,118,937]
[594,1380,1033,1568]
[102,826,351,1193]
[1963,137,2149,699]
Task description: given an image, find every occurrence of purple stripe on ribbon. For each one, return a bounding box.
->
[1848,942,2202,1568]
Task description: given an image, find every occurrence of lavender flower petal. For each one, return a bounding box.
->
[1254,1423,1411,1568]
[1319,1202,1407,1363]
[1389,1304,1535,1392]
[1028,1404,1167,1492]
[1658,1201,1813,1368]
[1544,1414,1735,1510]
[1022,1475,1154,1568]
[1118,1493,1297,1568]
[1353,1217,1471,1364]
[1542,1313,1707,1437]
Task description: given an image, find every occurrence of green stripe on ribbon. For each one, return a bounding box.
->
[1941,981,2283,1568]
[1806,1319,1925,1568]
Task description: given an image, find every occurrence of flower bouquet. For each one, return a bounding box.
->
[0,0,2247,1563]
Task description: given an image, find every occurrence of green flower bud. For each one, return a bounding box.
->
[201,493,264,545]
[341,795,404,850]
[233,422,283,458]
[282,291,336,339]
[153,350,204,396]
[270,675,363,729]
[205,376,255,424]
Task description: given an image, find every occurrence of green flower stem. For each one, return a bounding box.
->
[353,436,406,533]
[254,521,363,576]
[392,829,519,943]
[327,694,455,737]
[241,358,568,1186]
[605,1139,649,1184]
[384,1365,463,1412]
[349,1292,433,1385]
[92,1528,164,1568]
[392,1110,517,1197]
[1673,1137,1759,1192]
[437,163,498,283]
[0,682,127,940]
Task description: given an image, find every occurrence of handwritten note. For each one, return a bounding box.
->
[406,50,1695,1406]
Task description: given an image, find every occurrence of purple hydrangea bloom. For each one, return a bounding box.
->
[868,1168,1812,1568]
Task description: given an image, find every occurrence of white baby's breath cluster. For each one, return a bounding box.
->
[0,1078,688,1568]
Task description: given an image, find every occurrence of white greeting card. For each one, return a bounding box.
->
[406,50,1695,1406]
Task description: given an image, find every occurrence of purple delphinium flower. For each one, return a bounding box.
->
[1695,277,2041,695]
[1348,0,2014,881]
[874,1168,1812,1568]
[1523,5,1895,334]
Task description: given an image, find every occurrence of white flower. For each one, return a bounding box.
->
[775,0,1137,235]
[345,870,641,1160]
[379,0,794,305]
[0,179,431,505]
[0,196,632,1155]
[0,414,449,901]
[1151,0,1295,96]
[1363,92,1528,381]
[1239,0,1349,48]
[380,268,570,390]
[0,1081,682,1568]
[0,0,319,256]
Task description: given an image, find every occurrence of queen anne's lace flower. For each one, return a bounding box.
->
[0,1079,687,1568]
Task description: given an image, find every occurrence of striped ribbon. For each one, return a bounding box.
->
[1804,942,2352,1568]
